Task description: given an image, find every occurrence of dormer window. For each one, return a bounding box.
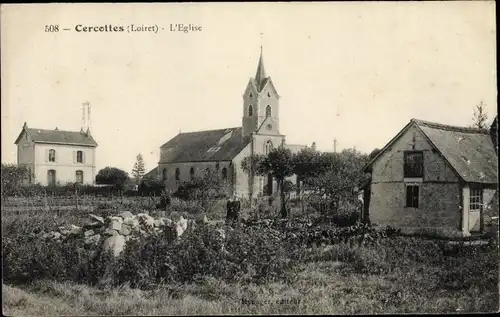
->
[266,105,272,117]
[248,105,253,116]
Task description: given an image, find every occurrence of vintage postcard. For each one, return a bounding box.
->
[1,2,498,315]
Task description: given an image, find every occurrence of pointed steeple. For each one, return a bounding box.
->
[254,46,267,91]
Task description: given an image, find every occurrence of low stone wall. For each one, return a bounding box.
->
[41,211,194,257]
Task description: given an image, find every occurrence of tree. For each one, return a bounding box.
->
[261,147,295,218]
[304,149,369,213]
[1,163,31,201]
[174,169,226,213]
[368,148,381,160]
[241,154,267,203]
[472,100,489,129]
[95,167,130,190]
[132,153,146,185]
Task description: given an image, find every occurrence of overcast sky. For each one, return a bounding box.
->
[1,2,496,175]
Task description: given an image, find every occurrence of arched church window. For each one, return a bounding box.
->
[248,105,253,116]
[266,105,271,117]
[264,140,273,155]
[162,168,167,181]
[175,168,180,180]
[267,92,271,97]
[249,93,252,98]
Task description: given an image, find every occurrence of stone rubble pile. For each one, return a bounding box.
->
[41,211,192,257]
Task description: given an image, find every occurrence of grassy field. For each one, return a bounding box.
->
[2,199,499,315]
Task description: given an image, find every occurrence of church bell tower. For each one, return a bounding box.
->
[242,47,280,137]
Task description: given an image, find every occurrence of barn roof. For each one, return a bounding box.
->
[159,127,251,163]
[14,123,98,147]
[363,118,498,184]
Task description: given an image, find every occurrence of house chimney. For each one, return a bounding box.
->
[55,127,59,131]
[311,142,316,151]
[23,122,28,130]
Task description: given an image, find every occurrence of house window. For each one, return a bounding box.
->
[77,151,83,163]
[76,170,83,184]
[405,185,419,208]
[215,162,220,171]
[248,105,253,116]
[47,169,56,186]
[190,167,195,179]
[470,188,483,212]
[266,105,272,117]
[264,140,273,155]
[175,168,180,181]
[404,151,423,178]
[48,149,56,162]
[162,168,168,181]
[222,167,228,180]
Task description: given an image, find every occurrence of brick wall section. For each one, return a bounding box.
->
[369,123,463,232]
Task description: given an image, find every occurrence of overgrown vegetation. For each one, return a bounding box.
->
[3,205,498,314]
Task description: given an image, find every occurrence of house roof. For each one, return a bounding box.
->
[363,118,498,184]
[14,124,98,147]
[285,144,307,154]
[159,127,251,163]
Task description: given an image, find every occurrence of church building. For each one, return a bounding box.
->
[147,50,306,198]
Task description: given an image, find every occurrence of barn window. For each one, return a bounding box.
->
[175,168,180,180]
[48,149,56,162]
[162,168,168,181]
[405,185,419,208]
[470,188,483,212]
[76,170,84,184]
[47,169,56,186]
[190,167,195,179]
[404,151,423,178]
[248,105,253,116]
[266,105,271,117]
[77,151,83,163]
[222,167,228,180]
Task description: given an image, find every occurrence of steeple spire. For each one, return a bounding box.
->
[254,47,267,91]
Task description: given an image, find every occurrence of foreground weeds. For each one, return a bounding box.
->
[2,208,499,315]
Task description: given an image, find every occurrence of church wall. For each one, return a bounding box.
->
[158,161,233,194]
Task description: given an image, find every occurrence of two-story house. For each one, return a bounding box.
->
[14,122,98,186]
[361,118,498,236]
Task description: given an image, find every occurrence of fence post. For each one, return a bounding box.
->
[44,189,49,212]
[75,187,79,211]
